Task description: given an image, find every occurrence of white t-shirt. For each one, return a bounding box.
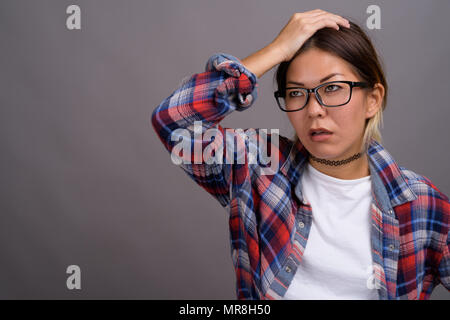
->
[283,162,379,300]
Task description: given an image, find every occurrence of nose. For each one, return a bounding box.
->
[305,91,326,116]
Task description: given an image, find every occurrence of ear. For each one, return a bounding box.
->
[365,83,385,119]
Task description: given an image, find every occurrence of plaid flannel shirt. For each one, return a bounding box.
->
[151,52,450,300]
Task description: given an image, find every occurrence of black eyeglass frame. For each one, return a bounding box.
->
[274,80,370,112]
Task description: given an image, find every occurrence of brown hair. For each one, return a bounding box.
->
[274,20,388,153]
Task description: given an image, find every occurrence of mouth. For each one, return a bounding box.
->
[309,128,333,135]
[309,128,333,142]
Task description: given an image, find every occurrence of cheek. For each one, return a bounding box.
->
[287,113,305,133]
[338,101,367,133]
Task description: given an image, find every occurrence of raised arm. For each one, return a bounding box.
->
[151,53,260,208]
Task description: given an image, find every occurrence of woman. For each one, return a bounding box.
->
[151,9,449,300]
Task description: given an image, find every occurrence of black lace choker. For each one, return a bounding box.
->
[309,152,362,166]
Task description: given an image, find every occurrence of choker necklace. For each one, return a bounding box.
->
[309,152,362,166]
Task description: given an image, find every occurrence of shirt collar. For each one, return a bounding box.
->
[279,138,417,209]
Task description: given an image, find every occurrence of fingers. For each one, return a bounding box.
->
[311,12,350,29]
[314,17,347,31]
[309,9,349,25]
[302,10,350,30]
[303,9,327,18]
[274,9,351,61]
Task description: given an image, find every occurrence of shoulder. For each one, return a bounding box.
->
[398,166,450,239]
[399,166,450,203]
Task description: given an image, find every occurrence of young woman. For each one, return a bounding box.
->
[151,9,449,300]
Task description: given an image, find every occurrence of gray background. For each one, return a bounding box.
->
[0,0,449,299]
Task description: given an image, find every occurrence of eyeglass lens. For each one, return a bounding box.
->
[279,82,352,111]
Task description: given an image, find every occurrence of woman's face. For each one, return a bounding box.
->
[286,47,379,160]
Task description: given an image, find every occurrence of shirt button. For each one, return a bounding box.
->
[298,221,305,229]
[285,266,292,273]
[388,244,395,251]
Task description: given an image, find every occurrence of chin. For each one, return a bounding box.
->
[304,141,340,160]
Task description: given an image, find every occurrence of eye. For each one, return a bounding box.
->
[288,90,305,97]
[324,84,342,92]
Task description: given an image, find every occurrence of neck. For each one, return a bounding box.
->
[308,151,370,180]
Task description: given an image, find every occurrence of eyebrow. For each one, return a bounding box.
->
[287,73,344,86]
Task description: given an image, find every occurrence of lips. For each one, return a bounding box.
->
[309,127,333,136]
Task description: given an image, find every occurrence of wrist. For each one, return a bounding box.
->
[241,43,285,79]
[265,41,287,64]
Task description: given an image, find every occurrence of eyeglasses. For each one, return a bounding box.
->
[274,80,370,112]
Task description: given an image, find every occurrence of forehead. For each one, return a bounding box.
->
[286,48,360,85]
